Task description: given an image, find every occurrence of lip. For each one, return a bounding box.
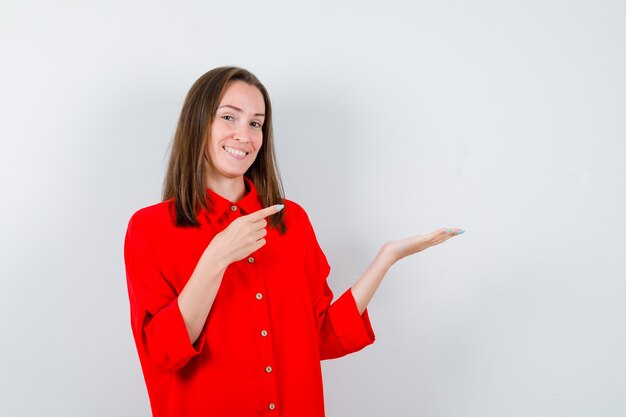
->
[223,145,250,154]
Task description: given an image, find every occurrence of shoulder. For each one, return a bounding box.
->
[282,198,305,216]
[126,199,175,234]
[280,198,320,235]
[281,198,310,223]
[281,199,328,259]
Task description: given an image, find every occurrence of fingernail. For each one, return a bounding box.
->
[276,204,284,211]
[454,230,465,235]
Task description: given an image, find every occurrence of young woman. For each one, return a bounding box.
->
[123,66,464,417]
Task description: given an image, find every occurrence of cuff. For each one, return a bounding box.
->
[145,297,207,371]
[327,288,376,354]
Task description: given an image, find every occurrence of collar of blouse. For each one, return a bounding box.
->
[201,175,263,224]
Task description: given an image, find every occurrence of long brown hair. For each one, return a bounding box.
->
[162,66,286,234]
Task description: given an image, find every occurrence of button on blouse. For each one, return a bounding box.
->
[123,175,375,417]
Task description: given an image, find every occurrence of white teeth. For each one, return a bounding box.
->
[223,146,247,157]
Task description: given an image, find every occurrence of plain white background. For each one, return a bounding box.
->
[1,1,625,416]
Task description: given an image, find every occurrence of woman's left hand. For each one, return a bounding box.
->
[383,228,464,263]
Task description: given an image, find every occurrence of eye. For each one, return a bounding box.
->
[221,115,234,121]
[251,121,262,129]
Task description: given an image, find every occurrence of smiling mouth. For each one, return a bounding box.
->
[223,146,249,158]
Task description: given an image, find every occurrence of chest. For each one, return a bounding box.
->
[151,220,308,299]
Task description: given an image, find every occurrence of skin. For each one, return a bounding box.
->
[203,80,265,202]
[178,80,463,345]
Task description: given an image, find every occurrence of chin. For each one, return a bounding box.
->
[217,166,250,179]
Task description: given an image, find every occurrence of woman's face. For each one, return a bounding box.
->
[205,80,265,182]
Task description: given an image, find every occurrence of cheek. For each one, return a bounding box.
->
[210,124,223,140]
[209,126,226,148]
[253,133,263,150]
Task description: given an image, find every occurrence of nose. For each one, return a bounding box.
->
[233,127,250,142]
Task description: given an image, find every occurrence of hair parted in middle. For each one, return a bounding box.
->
[162,66,286,234]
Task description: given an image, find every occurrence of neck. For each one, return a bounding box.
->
[205,174,247,203]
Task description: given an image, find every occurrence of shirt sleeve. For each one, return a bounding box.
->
[301,209,376,360]
[124,213,207,373]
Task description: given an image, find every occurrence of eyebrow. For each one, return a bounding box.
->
[217,104,265,118]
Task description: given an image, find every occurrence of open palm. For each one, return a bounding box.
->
[384,228,464,262]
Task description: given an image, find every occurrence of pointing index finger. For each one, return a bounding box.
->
[249,204,284,221]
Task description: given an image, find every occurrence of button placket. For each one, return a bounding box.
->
[248,252,278,411]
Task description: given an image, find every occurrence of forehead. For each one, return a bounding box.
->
[219,80,265,113]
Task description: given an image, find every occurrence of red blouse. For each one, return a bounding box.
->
[123,176,375,417]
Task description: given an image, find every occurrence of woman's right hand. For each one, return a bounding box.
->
[178,204,283,345]
[206,204,284,265]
